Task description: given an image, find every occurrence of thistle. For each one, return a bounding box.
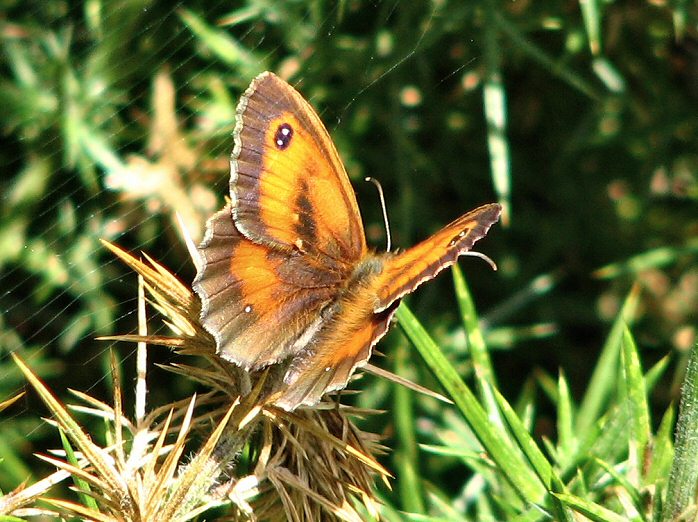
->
[5,239,389,521]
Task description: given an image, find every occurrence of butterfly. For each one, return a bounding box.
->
[193,72,501,410]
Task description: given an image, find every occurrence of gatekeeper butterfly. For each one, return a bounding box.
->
[193,72,501,410]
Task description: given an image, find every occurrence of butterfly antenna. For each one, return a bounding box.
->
[463,251,498,271]
[365,177,392,252]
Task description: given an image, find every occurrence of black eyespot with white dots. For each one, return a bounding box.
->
[274,123,294,150]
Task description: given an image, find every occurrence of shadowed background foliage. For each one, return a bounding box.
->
[1,0,696,518]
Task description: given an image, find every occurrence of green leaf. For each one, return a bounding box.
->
[492,388,576,521]
[492,388,553,489]
[179,9,264,78]
[491,10,600,99]
[394,340,426,514]
[453,264,499,421]
[577,284,640,435]
[574,404,628,481]
[620,325,650,480]
[556,370,575,465]
[554,492,633,522]
[592,57,626,94]
[662,342,698,521]
[645,355,671,394]
[396,304,546,505]
[593,244,698,279]
[647,404,674,485]
[59,428,99,512]
[579,0,603,55]
[421,482,470,522]
[594,457,642,511]
[481,0,512,223]
[419,443,483,460]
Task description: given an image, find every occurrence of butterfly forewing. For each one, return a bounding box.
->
[372,203,502,312]
[233,72,366,265]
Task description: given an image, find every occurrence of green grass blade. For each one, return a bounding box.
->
[494,386,575,521]
[593,244,698,280]
[535,369,558,404]
[554,493,631,522]
[662,342,698,521]
[513,376,537,429]
[375,493,408,522]
[573,404,627,480]
[672,3,688,39]
[483,1,511,224]
[484,271,560,326]
[594,457,642,510]
[648,404,675,485]
[179,9,263,77]
[492,11,600,99]
[396,304,546,504]
[486,323,558,350]
[591,57,626,94]
[645,355,671,393]
[59,428,99,512]
[556,370,575,464]
[579,0,603,55]
[394,340,426,514]
[419,443,483,460]
[492,388,552,489]
[453,265,499,421]
[576,284,640,434]
[422,482,470,522]
[620,325,650,479]
[493,388,578,521]
[509,510,548,522]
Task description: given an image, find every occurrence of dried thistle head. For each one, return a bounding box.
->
[86,240,391,521]
[9,349,244,521]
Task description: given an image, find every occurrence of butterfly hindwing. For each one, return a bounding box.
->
[275,302,399,410]
[193,204,342,369]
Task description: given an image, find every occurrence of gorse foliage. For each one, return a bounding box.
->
[0,1,696,520]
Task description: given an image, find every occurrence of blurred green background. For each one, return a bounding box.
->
[1,0,696,516]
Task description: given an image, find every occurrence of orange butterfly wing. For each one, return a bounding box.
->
[193,204,342,370]
[195,73,367,380]
[372,203,502,312]
[232,72,366,264]
[275,298,399,410]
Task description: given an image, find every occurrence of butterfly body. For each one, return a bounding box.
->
[194,72,501,410]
